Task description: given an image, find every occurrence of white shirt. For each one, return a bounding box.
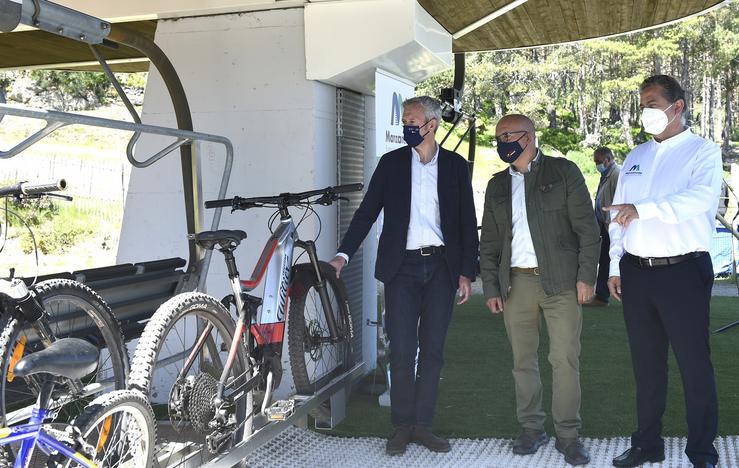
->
[405,144,444,249]
[608,128,723,277]
[336,145,444,263]
[509,156,538,268]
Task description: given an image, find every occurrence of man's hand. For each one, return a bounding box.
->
[607,276,622,302]
[603,203,639,228]
[328,256,347,278]
[576,281,594,305]
[486,297,504,314]
[457,276,472,305]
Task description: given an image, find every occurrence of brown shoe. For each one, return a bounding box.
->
[411,426,451,452]
[583,297,608,307]
[386,426,412,456]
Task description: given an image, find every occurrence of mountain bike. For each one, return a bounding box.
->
[0,337,154,467]
[129,183,362,460]
[0,180,129,461]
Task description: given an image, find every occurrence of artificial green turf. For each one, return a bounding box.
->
[330,295,739,439]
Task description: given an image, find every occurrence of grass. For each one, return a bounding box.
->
[331,295,739,439]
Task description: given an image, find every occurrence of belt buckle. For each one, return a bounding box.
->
[648,258,653,267]
[420,246,432,256]
[533,267,540,276]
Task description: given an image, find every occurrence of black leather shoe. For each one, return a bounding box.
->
[612,447,665,467]
[411,426,451,453]
[555,438,590,466]
[692,463,716,468]
[386,426,412,456]
[512,429,549,455]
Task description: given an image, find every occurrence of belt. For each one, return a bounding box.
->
[511,267,540,275]
[406,245,445,257]
[624,251,706,268]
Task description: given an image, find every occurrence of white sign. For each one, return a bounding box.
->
[374,69,414,238]
[375,69,415,160]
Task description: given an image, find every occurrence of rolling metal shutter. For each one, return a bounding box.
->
[336,88,365,364]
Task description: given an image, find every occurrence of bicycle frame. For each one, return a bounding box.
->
[0,407,96,468]
[180,211,342,406]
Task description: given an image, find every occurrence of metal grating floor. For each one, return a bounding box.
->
[245,427,739,467]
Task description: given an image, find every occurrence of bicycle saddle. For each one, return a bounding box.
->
[195,230,247,250]
[13,338,99,381]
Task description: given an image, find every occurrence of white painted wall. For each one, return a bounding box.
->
[117,8,338,398]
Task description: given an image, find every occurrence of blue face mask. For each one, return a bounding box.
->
[403,119,433,147]
[496,133,528,164]
[596,163,608,174]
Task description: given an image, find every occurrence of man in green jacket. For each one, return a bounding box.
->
[480,114,600,466]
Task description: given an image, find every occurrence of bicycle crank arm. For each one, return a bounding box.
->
[227,372,263,404]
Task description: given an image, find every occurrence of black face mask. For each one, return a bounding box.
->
[403,119,433,147]
[496,133,529,163]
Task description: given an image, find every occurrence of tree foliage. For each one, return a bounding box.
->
[418,2,739,158]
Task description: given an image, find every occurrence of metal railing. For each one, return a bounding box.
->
[0,102,234,291]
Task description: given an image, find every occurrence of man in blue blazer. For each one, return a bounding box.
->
[329,96,478,455]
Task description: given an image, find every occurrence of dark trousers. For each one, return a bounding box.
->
[620,252,718,465]
[384,253,455,427]
[595,223,611,302]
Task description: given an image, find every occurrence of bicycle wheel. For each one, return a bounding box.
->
[0,279,128,426]
[72,389,156,467]
[129,292,248,462]
[288,262,353,394]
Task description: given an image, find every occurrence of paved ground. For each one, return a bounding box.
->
[713,281,739,297]
[245,426,739,467]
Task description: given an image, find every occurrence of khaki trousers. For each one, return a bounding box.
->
[503,270,583,439]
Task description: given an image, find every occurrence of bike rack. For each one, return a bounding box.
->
[0,102,232,292]
[153,363,364,468]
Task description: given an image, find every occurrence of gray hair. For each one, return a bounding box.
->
[403,96,442,123]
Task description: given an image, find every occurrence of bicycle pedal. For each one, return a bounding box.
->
[265,400,295,421]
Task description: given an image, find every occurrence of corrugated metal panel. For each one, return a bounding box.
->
[336,88,365,364]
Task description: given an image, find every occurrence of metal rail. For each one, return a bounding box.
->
[2,0,204,279]
[204,362,364,468]
[0,102,232,290]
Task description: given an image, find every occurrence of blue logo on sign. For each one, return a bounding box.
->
[390,92,403,126]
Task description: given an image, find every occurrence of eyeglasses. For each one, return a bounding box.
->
[495,130,527,144]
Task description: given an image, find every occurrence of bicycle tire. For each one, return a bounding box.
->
[287,262,353,395]
[129,292,248,460]
[0,279,128,426]
[73,389,156,467]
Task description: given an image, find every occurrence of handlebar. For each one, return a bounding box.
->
[205,183,364,210]
[0,179,67,198]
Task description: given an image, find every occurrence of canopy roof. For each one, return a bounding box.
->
[0,20,155,72]
[0,0,730,71]
[420,0,728,52]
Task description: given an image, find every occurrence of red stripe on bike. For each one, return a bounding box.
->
[241,239,278,290]
[250,323,286,345]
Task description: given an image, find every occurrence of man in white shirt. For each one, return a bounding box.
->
[329,96,478,456]
[606,75,721,468]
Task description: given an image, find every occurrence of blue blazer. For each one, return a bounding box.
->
[338,145,479,287]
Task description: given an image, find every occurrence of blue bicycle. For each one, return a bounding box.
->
[0,338,154,467]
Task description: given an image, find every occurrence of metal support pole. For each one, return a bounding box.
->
[106,24,203,278]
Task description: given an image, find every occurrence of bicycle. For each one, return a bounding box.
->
[0,337,154,467]
[0,180,129,461]
[129,183,362,460]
